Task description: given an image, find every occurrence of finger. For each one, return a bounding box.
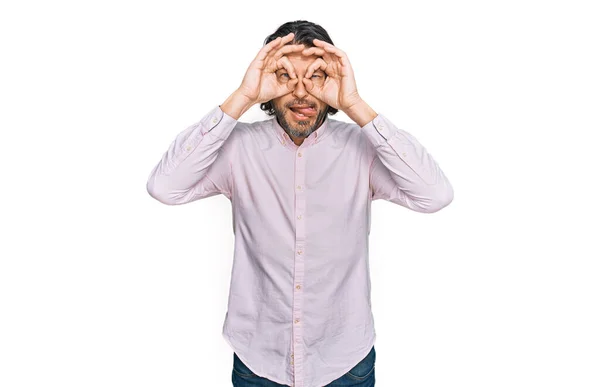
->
[312,38,342,53]
[276,56,297,79]
[302,77,322,99]
[302,77,314,92]
[301,46,325,56]
[279,32,296,46]
[268,33,296,57]
[285,78,299,92]
[271,78,298,99]
[305,58,328,78]
[312,39,347,64]
[301,47,336,66]
[254,36,283,62]
[254,33,294,62]
[272,44,305,61]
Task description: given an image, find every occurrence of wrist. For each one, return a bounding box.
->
[220,89,255,120]
[344,99,378,127]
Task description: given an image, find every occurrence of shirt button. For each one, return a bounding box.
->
[185,145,191,151]
[297,250,303,255]
[297,185,302,190]
[402,152,407,157]
[297,215,302,219]
[295,319,300,323]
[212,117,218,124]
[298,152,302,157]
[296,285,301,290]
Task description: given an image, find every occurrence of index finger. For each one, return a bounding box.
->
[272,44,305,61]
[301,46,335,64]
[276,56,298,79]
[313,39,349,65]
[255,33,294,61]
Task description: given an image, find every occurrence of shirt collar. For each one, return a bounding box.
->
[272,115,329,149]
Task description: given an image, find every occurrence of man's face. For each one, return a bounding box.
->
[271,48,329,140]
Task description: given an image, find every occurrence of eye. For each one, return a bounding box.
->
[311,74,321,78]
[280,73,290,78]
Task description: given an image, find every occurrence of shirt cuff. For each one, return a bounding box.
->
[196,105,238,140]
[361,114,395,147]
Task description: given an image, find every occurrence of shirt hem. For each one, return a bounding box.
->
[314,332,377,387]
[222,329,293,386]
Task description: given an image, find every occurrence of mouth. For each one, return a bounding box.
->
[288,105,317,120]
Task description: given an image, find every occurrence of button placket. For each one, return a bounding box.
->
[292,143,307,387]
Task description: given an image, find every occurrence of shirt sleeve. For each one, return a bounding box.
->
[362,114,454,213]
[146,105,238,205]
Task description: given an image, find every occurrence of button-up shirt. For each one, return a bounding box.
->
[146,105,453,387]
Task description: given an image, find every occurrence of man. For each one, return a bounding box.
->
[146,20,453,387]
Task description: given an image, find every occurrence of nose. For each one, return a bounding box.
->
[292,76,308,99]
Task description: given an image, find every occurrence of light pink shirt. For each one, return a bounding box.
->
[146,105,453,387]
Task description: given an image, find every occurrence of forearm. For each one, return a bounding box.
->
[220,89,255,120]
[344,99,378,127]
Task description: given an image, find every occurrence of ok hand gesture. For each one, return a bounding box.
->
[237,32,305,105]
[301,39,363,112]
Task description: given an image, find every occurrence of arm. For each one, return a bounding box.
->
[145,101,240,205]
[352,100,454,213]
[146,33,305,205]
[302,40,453,213]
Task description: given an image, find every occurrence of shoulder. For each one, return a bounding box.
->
[227,117,277,151]
[234,117,274,141]
[328,117,374,155]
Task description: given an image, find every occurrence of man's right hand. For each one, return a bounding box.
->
[237,32,304,105]
[221,32,303,119]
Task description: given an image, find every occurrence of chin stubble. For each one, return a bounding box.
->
[275,107,328,139]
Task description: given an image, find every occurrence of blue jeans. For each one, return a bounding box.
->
[232,346,375,386]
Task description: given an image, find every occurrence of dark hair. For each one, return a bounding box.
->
[260,20,338,116]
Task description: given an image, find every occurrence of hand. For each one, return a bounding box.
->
[236,32,305,105]
[301,39,363,112]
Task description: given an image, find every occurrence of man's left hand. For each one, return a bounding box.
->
[301,39,363,112]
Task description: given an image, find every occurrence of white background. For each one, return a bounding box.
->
[1,0,599,386]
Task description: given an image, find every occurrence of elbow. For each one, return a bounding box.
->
[424,184,454,213]
[146,177,179,206]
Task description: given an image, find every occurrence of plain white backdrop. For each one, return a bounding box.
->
[1,0,599,386]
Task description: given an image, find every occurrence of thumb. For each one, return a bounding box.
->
[286,78,299,92]
[302,78,319,97]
